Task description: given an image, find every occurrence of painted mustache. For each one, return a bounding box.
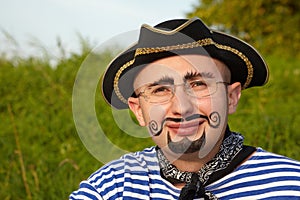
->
[149,112,220,136]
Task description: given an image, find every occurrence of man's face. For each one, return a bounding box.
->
[129,55,239,159]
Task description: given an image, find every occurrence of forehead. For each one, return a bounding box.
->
[134,54,227,88]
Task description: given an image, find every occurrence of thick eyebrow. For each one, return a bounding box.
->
[145,72,214,87]
[149,76,174,87]
[184,71,215,81]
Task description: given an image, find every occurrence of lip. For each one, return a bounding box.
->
[166,119,205,136]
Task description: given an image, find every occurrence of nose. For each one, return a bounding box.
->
[170,86,194,117]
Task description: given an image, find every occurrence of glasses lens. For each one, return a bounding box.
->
[186,80,217,98]
[144,85,173,103]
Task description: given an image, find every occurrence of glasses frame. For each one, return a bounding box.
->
[136,81,229,104]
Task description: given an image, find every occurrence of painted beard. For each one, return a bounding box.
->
[167,130,206,154]
[148,112,221,154]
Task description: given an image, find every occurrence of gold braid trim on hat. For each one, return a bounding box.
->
[113,38,253,104]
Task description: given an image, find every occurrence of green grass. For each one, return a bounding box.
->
[0,50,299,199]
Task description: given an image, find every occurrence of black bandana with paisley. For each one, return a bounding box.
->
[157,129,245,200]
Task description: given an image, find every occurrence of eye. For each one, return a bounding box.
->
[150,85,172,96]
[189,80,208,89]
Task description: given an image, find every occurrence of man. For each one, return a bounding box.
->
[70,18,300,199]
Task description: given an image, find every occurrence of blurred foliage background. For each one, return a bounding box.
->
[1,0,299,199]
[188,0,300,58]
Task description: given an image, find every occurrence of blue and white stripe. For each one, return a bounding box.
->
[70,147,300,199]
[207,148,300,199]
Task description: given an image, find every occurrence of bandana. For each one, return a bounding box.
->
[157,129,247,199]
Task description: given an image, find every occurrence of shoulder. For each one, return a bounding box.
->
[237,147,300,177]
[88,146,158,184]
[207,148,300,199]
[69,146,158,200]
[247,147,300,167]
[91,146,157,175]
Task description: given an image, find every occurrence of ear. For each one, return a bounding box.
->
[227,82,241,114]
[128,97,146,126]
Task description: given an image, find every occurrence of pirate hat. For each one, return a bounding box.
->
[101,17,269,109]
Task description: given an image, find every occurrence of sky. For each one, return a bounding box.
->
[0,0,197,58]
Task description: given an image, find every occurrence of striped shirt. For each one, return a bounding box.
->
[69,146,300,199]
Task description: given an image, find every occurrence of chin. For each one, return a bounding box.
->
[167,131,206,154]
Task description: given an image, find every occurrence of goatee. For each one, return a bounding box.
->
[167,131,206,154]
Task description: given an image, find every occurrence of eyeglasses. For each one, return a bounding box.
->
[137,80,228,104]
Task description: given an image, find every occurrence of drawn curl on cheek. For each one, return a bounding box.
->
[208,111,221,128]
[149,120,160,136]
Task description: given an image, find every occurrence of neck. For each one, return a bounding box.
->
[157,129,246,197]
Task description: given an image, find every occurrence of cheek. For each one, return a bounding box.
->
[193,97,213,115]
[147,107,169,149]
[198,92,229,158]
[149,106,167,121]
[148,106,167,133]
[204,87,228,115]
[142,104,167,124]
[199,98,212,111]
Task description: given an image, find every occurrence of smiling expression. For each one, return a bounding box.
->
[128,54,240,159]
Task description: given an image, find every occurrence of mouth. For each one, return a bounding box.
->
[166,119,206,137]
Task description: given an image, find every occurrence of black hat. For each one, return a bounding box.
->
[101,17,269,109]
